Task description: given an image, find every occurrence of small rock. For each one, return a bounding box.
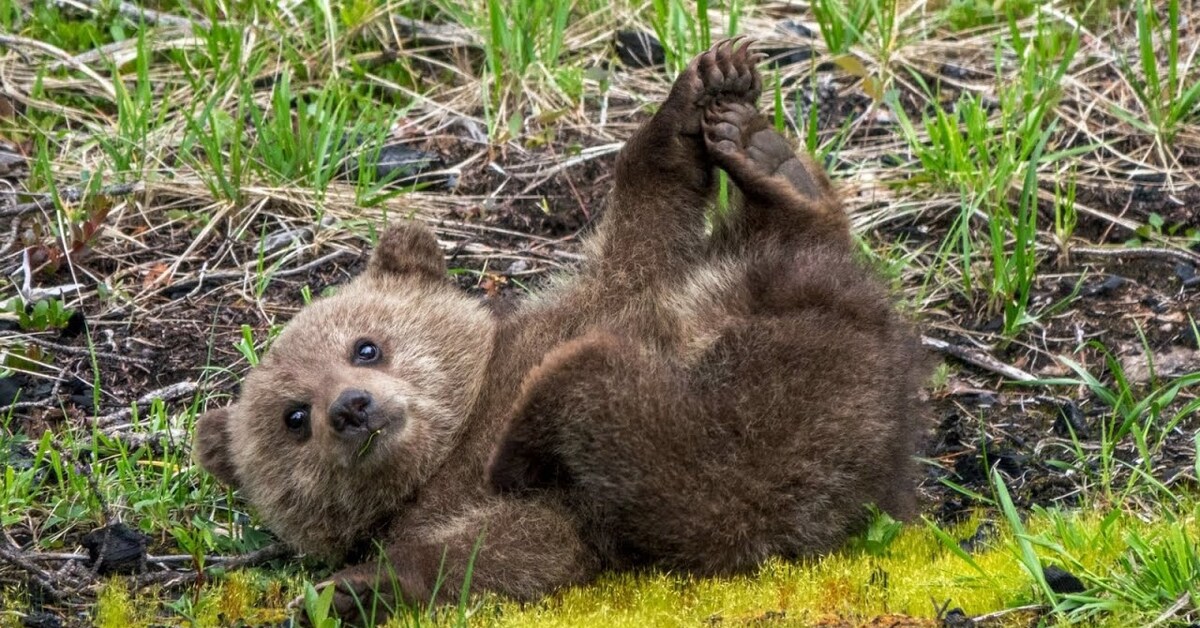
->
[761,46,815,68]
[341,141,453,190]
[60,310,86,339]
[377,144,451,187]
[81,522,148,575]
[940,607,973,628]
[1083,274,1124,297]
[958,520,996,553]
[261,227,312,253]
[1053,400,1090,439]
[778,19,816,38]
[0,375,24,406]
[614,30,665,68]
[1043,564,1086,594]
[939,63,973,80]
[1120,346,1200,383]
[4,440,36,473]
[1141,295,1169,314]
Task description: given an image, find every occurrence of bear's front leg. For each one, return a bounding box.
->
[294,499,596,626]
[591,39,763,290]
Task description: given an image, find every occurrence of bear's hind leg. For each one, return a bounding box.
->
[704,102,850,254]
[592,39,762,289]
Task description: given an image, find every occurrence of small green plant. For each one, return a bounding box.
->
[6,298,75,332]
[1052,171,1078,265]
[302,583,342,628]
[1032,346,1200,501]
[95,28,167,179]
[992,468,1058,606]
[232,324,282,366]
[861,505,904,557]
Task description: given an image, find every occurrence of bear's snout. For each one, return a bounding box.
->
[329,389,377,436]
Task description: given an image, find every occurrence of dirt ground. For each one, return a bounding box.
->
[2,9,1200,625]
[7,110,1199,522]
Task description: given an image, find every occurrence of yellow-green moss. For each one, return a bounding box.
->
[83,497,1197,627]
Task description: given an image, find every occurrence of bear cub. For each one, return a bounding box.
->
[194,39,928,625]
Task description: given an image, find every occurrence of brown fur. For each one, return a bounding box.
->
[193,39,929,625]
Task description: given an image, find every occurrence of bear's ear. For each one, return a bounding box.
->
[367,222,446,282]
[193,407,240,488]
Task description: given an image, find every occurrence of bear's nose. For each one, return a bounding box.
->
[328,389,374,434]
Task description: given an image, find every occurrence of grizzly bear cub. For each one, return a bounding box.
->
[193,39,927,624]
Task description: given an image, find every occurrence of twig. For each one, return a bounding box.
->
[0,35,117,101]
[13,335,154,365]
[132,543,292,590]
[1072,245,1200,265]
[92,381,198,428]
[57,0,208,31]
[969,603,1045,624]
[0,182,140,218]
[0,543,69,602]
[390,15,477,48]
[921,334,1038,383]
[1147,592,1192,628]
[154,248,357,297]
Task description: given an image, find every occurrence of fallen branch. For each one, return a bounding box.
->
[921,335,1037,383]
[15,335,155,366]
[92,381,198,428]
[0,182,140,218]
[1072,245,1200,266]
[0,543,72,602]
[57,0,208,31]
[0,34,117,101]
[133,543,292,591]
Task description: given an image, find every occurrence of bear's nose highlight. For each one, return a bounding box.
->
[329,389,374,433]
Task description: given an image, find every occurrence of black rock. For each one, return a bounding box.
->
[3,440,36,472]
[60,310,86,339]
[1053,400,1090,439]
[1043,564,1086,594]
[370,144,453,189]
[81,522,148,575]
[0,375,25,406]
[958,520,996,553]
[1083,274,1125,297]
[615,30,665,68]
[1178,263,1200,288]
[761,46,815,68]
[779,19,816,38]
[1141,295,1169,314]
[940,607,974,628]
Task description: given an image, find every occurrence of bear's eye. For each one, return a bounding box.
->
[284,406,309,432]
[353,340,381,365]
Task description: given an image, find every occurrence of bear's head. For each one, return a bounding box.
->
[193,223,496,560]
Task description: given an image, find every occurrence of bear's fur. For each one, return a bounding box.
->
[193,39,929,624]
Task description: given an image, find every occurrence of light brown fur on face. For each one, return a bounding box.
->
[193,39,929,626]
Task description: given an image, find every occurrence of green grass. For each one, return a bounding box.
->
[2,0,1199,626]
